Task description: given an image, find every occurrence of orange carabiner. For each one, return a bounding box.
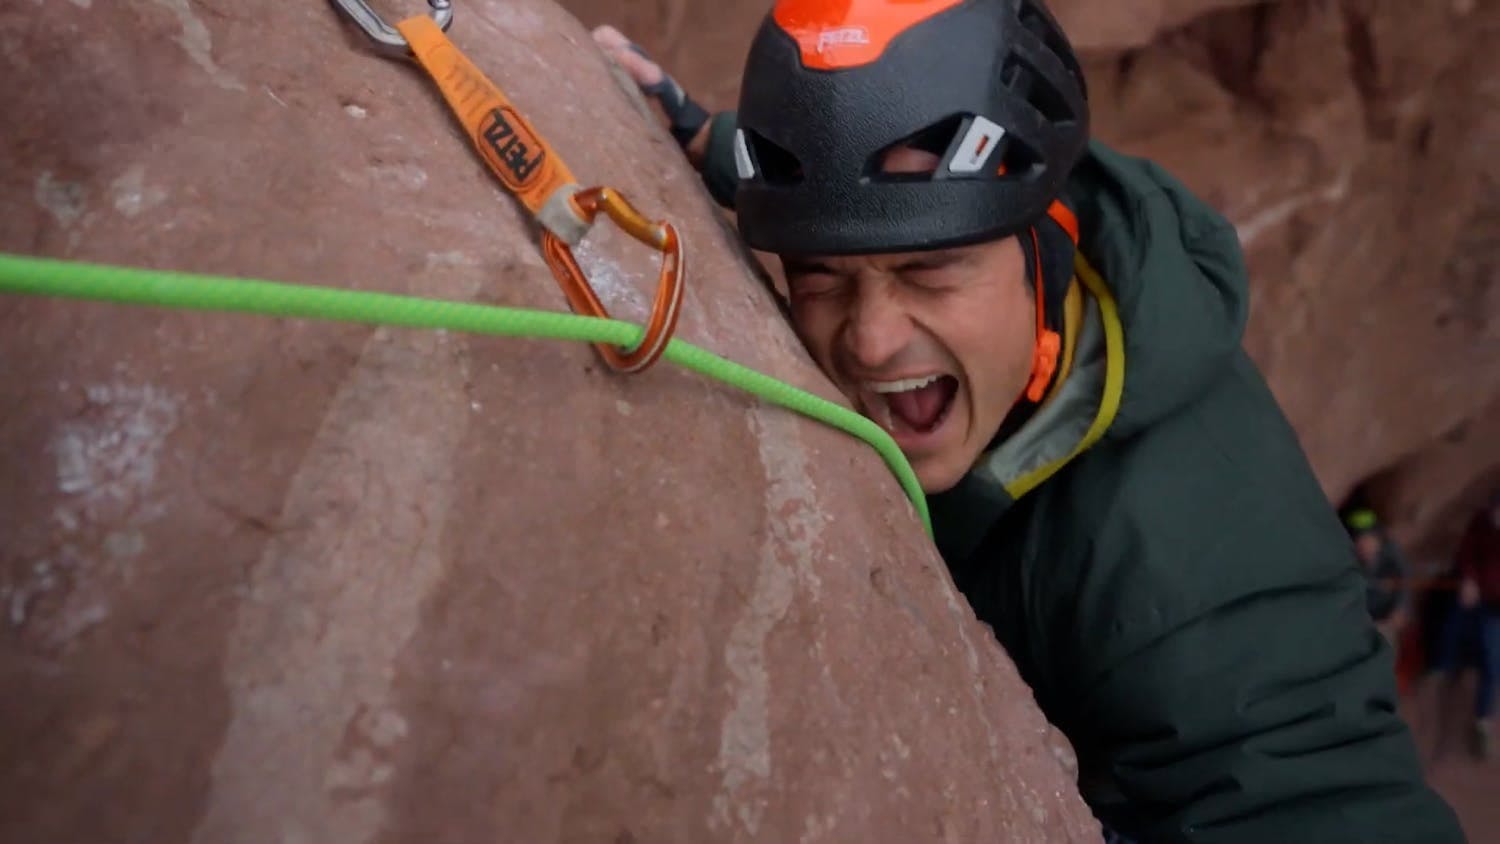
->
[540,187,685,374]
[375,13,689,376]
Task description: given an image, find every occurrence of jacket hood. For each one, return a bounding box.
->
[1065,140,1251,439]
[938,139,1252,550]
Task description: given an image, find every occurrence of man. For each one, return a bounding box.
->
[1444,490,1500,759]
[596,1,1464,841]
[1344,507,1412,644]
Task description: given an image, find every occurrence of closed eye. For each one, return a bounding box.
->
[895,251,971,289]
[787,271,847,298]
[905,268,962,290]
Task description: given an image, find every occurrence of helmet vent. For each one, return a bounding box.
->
[1019,1,1075,67]
[743,129,804,185]
[1001,51,1078,126]
[865,114,967,182]
[1000,133,1044,180]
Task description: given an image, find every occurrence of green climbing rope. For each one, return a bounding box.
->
[0,252,931,534]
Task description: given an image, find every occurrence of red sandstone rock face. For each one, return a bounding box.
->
[1362,395,1500,561]
[561,0,1500,558]
[1078,0,1500,532]
[0,1,1098,841]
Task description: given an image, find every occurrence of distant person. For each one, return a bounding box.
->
[1345,507,1412,644]
[1436,490,1500,759]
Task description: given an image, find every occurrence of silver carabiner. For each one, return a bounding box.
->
[329,0,455,59]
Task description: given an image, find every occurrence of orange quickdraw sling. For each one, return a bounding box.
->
[331,0,685,373]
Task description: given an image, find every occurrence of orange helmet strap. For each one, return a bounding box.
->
[1023,224,1062,403]
[1046,199,1080,245]
[1021,201,1078,403]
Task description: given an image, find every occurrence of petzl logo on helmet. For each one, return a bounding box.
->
[815,26,870,53]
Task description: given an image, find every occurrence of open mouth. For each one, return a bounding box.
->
[863,374,960,438]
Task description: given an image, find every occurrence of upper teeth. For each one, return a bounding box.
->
[867,375,940,393]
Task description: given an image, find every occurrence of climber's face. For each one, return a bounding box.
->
[780,146,1035,494]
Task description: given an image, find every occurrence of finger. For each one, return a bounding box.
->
[613,46,666,87]
[591,24,630,50]
[590,25,665,87]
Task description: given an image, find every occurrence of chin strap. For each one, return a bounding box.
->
[1021,200,1080,403]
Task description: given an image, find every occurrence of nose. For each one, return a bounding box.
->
[841,281,914,371]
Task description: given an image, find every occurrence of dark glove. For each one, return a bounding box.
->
[627,43,710,150]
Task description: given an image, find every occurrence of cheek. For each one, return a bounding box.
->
[940,291,1034,381]
[790,303,842,366]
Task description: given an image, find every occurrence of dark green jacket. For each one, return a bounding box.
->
[702,113,1464,843]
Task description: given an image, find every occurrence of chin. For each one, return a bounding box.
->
[912,456,967,495]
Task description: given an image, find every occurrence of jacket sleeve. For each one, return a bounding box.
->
[698,110,741,210]
[1041,497,1465,843]
[1053,549,1462,843]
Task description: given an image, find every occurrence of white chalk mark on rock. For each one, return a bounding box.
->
[1234,164,1353,247]
[713,408,825,834]
[371,161,428,192]
[571,237,649,321]
[35,171,85,228]
[148,0,246,91]
[110,165,168,218]
[424,250,476,269]
[4,383,181,638]
[52,382,181,510]
[192,326,470,844]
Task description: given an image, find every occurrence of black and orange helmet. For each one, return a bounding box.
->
[733,0,1089,256]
